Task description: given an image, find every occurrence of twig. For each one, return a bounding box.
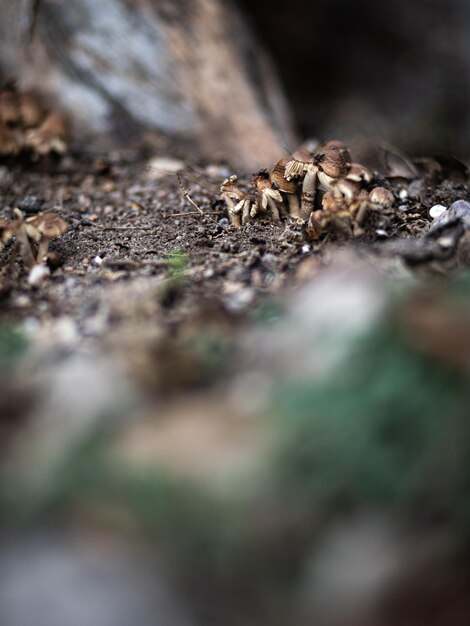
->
[176,172,230,233]
[164,211,222,217]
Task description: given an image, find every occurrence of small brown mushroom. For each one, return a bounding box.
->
[0,89,19,126]
[220,175,245,227]
[0,124,21,156]
[26,212,68,263]
[24,111,68,156]
[270,158,301,218]
[19,90,45,128]
[317,140,352,165]
[369,186,395,209]
[317,148,349,181]
[0,217,20,251]
[252,172,283,222]
[346,163,373,184]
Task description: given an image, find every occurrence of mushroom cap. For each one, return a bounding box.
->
[252,174,271,193]
[369,186,394,208]
[346,163,373,183]
[333,178,360,204]
[220,176,244,201]
[0,125,21,156]
[24,112,68,155]
[0,218,21,243]
[322,191,339,212]
[317,140,352,165]
[26,212,68,238]
[0,90,19,126]
[291,148,313,163]
[317,149,349,178]
[19,91,44,128]
[270,159,298,193]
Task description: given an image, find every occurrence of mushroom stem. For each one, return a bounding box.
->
[221,194,241,227]
[287,193,300,219]
[241,199,252,225]
[37,237,50,264]
[300,164,318,219]
[16,225,36,268]
[266,196,281,222]
[231,199,246,228]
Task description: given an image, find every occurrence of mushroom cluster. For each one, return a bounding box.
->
[0,84,68,158]
[220,140,395,238]
[0,210,68,269]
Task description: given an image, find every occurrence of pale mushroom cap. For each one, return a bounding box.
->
[220,177,244,200]
[347,163,373,183]
[252,174,271,193]
[0,218,21,243]
[26,212,68,238]
[369,186,395,208]
[333,178,360,204]
[270,159,298,193]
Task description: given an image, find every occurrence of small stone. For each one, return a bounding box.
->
[429,204,447,219]
[375,229,388,238]
[14,294,31,308]
[93,255,103,266]
[398,188,408,200]
[22,317,40,334]
[147,156,185,179]
[262,253,277,270]
[438,236,454,249]
[28,264,50,287]
[17,195,44,214]
[302,244,311,253]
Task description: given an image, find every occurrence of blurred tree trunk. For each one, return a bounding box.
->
[0,0,297,169]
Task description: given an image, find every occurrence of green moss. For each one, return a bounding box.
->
[0,325,28,369]
[273,326,470,508]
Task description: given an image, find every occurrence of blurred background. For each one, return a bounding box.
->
[238,0,470,158]
[2,0,469,165]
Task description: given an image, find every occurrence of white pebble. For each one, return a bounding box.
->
[93,255,103,265]
[399,189,408,200]
[429,204,447,219]
[28,264,50,286]
[302,244,310,253]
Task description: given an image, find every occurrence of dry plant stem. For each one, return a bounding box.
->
[177,172,230,232]
[166,211,221,217]
[300,164,318,219]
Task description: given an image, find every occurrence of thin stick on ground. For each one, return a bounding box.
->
[176,172,230,233]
